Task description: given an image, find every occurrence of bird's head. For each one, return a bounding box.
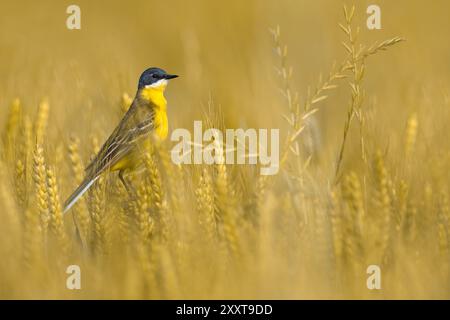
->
[138,67,178,91]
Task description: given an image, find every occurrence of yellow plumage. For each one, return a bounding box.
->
[111,83,168,172]
[63,69,177,213]
[140,85,169,140]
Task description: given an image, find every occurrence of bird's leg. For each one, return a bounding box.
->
[118,170,132,193]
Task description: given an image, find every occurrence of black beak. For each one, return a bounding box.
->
[164,74,178,80]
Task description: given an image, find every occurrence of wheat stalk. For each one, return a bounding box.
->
[34,99,49,146]
[46,166,69,255]
[195,167,217,243]
[3,98,22,162]
[67,135,91,242]
[335,5,403,181]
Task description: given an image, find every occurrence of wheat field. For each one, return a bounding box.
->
[0,1,449,299]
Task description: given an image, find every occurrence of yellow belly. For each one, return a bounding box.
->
[154,109,168,140]
[140,86,169,140]
[111,157,134,171]
[111,110,168,172]
[111,86,169,172]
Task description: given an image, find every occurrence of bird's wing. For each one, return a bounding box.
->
[85,100,156,178]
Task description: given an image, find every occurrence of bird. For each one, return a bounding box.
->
[63,67,178,213]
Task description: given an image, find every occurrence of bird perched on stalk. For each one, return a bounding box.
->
[63,67,178,213]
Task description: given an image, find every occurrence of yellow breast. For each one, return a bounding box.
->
[140,84,169,140]
[154,109,168,140]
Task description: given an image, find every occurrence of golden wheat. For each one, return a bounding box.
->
[0,2,448,299]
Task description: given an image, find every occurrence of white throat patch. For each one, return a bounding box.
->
[146,79,168,88]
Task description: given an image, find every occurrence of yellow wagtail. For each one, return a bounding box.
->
[63,67,178,213]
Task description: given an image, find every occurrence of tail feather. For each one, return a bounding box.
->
[63,176,99,214]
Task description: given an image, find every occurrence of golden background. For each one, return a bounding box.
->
[0,0,449,299]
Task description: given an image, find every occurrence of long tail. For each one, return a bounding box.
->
[63,175,100,214]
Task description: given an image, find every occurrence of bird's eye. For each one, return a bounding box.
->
[152,74,158,79]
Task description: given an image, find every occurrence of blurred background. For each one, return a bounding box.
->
[1,0,449,170]
[0,0,448,136]
[0,0,449,299]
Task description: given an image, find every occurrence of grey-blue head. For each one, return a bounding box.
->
[138,67,178,89]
